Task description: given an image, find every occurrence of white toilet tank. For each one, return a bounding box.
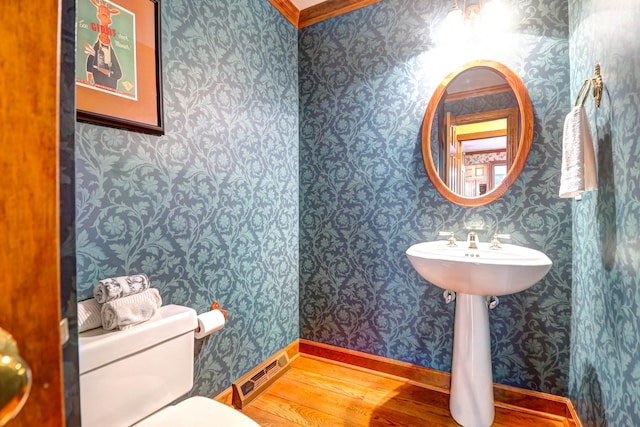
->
[79,305,198,427]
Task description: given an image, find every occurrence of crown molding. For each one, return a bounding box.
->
[268,0,379,28]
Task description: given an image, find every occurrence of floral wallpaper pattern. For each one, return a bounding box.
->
[299,0,573,395]
[66,0,638,424]
[569,0,640,425]
[466,152,507,165]
[75,0,299,399]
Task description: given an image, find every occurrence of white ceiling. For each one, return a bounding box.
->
[447,69,506,94]
[463,136,507,153]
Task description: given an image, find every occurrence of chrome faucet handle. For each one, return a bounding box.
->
[467,231,478,249]
[439,231,457,247]
[489,233,511,249]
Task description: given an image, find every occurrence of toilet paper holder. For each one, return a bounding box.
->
[210,301,228,320]
[194,301,228,335]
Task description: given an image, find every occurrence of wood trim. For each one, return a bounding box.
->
[457,129,507,141]
[450,107,518,166]
[298,0,380,28]
[268,0,379,29]
[299,339,580,425]
[214,387,233,405]
[267,0,301,28]
[214,340,300,405]
[283,338,300,361]
[421,60,534,207]
[565,399,583,427]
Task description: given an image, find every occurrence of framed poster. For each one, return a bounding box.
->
[76,0,164,135]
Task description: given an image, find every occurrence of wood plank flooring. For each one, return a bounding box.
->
[226,355,571,427]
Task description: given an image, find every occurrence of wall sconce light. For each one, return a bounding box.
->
[447,0,485,28]
[447,0,463,23]
[446,0,509,34]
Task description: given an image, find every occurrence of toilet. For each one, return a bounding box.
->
[79,304,260,426]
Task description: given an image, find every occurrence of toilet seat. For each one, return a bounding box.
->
[133,396,260,427]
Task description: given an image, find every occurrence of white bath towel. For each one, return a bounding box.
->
[94,273,151,303]
[559,106,597,198]
[78,298,102,333]
[101,288,162,331]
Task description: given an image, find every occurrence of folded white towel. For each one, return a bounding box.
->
[101,288,162,331]
[94,273,150,303]
[559,105,597,198]
[78,298,103,333]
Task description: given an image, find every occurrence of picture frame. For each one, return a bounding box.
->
[76,0,164,135]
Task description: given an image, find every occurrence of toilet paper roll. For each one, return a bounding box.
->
[194,309,226,339]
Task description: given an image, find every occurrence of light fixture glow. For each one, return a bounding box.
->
[445,0,464,34]
[445,0,510,33]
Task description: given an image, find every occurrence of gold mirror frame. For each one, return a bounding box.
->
[421,60,534,206]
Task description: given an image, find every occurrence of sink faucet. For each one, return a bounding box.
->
[439,231,458,247]
[467,231,478,249]
[489,233,511,250]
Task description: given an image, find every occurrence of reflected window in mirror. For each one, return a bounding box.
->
[492,163,507,188]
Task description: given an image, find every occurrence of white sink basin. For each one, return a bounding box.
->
[406,239,552,426]
[406,240,552,296]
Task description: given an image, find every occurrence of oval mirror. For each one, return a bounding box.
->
[422,60,533,206]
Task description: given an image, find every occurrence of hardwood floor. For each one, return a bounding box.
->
[224,354,572,427]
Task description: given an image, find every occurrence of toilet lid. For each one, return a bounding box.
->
[134,396,261,427]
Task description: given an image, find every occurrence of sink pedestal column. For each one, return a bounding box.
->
[450,293,494,427]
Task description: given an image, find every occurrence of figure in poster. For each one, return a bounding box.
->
[85,0,122,90]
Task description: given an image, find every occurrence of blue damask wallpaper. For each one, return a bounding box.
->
[568,0,640,425]
[299,0,573,396]
[75,0,299,398]
[69,0,638,423]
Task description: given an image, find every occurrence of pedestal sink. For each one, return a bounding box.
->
[406,240,552,427]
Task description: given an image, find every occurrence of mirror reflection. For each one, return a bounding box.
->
[422,60,533,206]
[431,68,519,197]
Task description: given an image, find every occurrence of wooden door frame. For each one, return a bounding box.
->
[449,108,518,167]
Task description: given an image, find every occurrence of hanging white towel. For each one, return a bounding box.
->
[101,288,162,331]
[559,105,597,198]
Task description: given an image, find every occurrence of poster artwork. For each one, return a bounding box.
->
[76,0,137,100]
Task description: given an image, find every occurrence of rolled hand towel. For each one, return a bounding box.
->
[94,273,151,303]
[101,288,162,331]
[78,298,102,333]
